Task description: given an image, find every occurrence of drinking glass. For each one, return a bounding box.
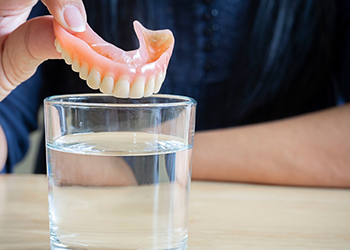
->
[44,94,196,250]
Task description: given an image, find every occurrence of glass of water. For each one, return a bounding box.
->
[44,94,196,250]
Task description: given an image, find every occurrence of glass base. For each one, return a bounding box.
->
[50,234,187,250]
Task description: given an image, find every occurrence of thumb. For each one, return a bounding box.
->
[41,0,87,33]
[0,16,60,101]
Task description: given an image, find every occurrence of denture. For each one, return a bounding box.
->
[53,20,174,98]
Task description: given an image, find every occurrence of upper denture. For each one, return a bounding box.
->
[53,20,174,98]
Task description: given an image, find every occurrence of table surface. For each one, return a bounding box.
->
[0,175,350,250]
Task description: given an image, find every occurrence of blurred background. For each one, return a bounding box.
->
[14,107,43,174]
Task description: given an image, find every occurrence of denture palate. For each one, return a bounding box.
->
[53,20,174,99]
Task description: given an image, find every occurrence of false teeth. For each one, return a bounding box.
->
[71,59,80,72]
[61,50,72,65]
[54,39,63,53]
[79,64,89,80]
[58,47,166,98]
[129,76,146,99]
[100,76,114,94]
[144,77,155,97]
[87,68,101,90]
[113,78,130,98]
[54,20,174,99]
[154,72,164,93]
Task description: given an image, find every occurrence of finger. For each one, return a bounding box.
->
[0,16,60,101]
[41,0,86,33]
[0,0,38,17]
[0,1,36,37]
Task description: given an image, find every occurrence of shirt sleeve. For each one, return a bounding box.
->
[0,67,43,173]
[336,0,350,102]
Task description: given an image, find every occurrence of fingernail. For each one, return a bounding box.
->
[63,4,86,32]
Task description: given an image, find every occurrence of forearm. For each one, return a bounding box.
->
[0,124,7,172]
[192,104,350,187]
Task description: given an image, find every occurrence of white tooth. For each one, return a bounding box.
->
[71,59,80,72]
[79,64,89,80]
[100,76,114,94]
[162,69,167,82]
[154,72,164,93]
[86,68,101,90]
[129,76,145,99]
[61,51,72,65]
[54,39,58,48]
[55,39,63,53]
[144,77,155,97]
[113,78,130,98]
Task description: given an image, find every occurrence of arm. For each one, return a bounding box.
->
[192,104,350,187]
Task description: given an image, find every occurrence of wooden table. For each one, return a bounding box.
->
[0,175,349,249]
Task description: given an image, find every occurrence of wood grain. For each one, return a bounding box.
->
[0,175,349,249]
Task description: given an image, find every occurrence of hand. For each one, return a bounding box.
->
[0,0,86,101]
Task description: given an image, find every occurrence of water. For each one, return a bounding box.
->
[46,132,192,250]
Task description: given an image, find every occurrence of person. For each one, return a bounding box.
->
[0,0,349,187]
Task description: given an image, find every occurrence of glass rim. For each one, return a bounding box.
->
[44,93,196,108]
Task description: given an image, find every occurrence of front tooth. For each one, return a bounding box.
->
[79,64,89,80]
[154,72,164,93]
[55,39,63,53]
[144,77,155,97]
[86,68,101,90]
[129,76,145,99]
[61,51,72,65]
[100,76,114,94]
[113,78,130,98]
[71,59,80,72]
